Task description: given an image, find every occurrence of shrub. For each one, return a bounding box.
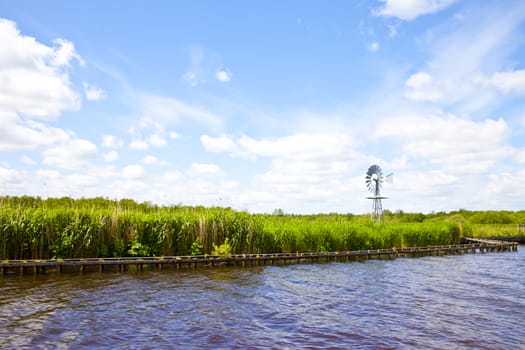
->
[212,238,232,258]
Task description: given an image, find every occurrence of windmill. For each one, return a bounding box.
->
[365,164,393,221]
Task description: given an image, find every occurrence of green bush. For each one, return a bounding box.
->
[212,238,232,258]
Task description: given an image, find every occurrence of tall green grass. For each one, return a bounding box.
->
[1,195,514,260]
[257,216,459,252]
[0,196,263,259]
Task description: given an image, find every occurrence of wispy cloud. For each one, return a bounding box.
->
[83,82,107,101]
[373,0,459,21]
[201,132,357,161]
[101,134,124,149]
[401,3,525,113]
[484,69,525,94]
[183,46,206,87]
[368,41,380,52]
[136,92,223,130]
[183,46,232,86]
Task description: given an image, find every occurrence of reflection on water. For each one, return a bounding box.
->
[1,249,524,349]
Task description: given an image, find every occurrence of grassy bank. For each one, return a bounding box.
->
[0,196,522,259]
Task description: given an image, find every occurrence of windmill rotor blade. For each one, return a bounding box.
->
[366,164,382,177]
[384,173,394,184]
[365,164,389,194]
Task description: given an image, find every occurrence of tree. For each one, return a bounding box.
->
[273,208,284,216]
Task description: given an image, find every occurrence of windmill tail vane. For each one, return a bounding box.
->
[365,165,393,221]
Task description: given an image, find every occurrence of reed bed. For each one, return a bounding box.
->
[0,196,520,259]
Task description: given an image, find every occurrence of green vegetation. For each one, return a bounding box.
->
[0,196,523,260]
[212,238,232,258]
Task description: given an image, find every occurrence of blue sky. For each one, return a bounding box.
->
[1,0,525,214]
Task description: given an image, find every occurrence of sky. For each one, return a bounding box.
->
[1,0,525,214]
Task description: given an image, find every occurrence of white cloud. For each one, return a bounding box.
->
[201,133,357,161]
[142,155,158,165]
[0,111,71,151]
[216,69,232,82]
[101,134,124,148]
[244,162,360,213]
[63,173,98,188]
[43,139,98,170]
[187,163,222,177]
[127,117,170,150]
[128,139,149,151]
[405,71,443,102]
[0,166,23,184]
[20,155,36,165]
[373,0,458,21]
[103,151,118,162]
[51,38,84,67]
[255,159,351,187]
[148,134,168,147]
[137,169,237,207]
[122,164,144,179]
[0,18,81,119]
[373,114,513,173]
[83,82,107,101]
[27,165,119,198]
[485,69,525,94]
[169,131,182,139]
[515,149,525,164]
[484,170,525,209]
[0,18,91,163]
[201,134,238,153]
[201,132,363,213]
[141,155,169,166]
[383,169,462,212]
[36,169,61,180]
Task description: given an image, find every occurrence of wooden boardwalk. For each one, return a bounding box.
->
[0,239,518,275]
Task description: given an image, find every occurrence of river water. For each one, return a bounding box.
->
[1,248,523,349]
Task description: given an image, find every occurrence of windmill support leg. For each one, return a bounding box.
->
[373,198,383,221]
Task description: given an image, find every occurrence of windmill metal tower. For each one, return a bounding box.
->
[365,164,393,221]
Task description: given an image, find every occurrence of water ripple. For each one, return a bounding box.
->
[0,249,523,349]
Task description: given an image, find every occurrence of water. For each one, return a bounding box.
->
[1,249,524,349]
